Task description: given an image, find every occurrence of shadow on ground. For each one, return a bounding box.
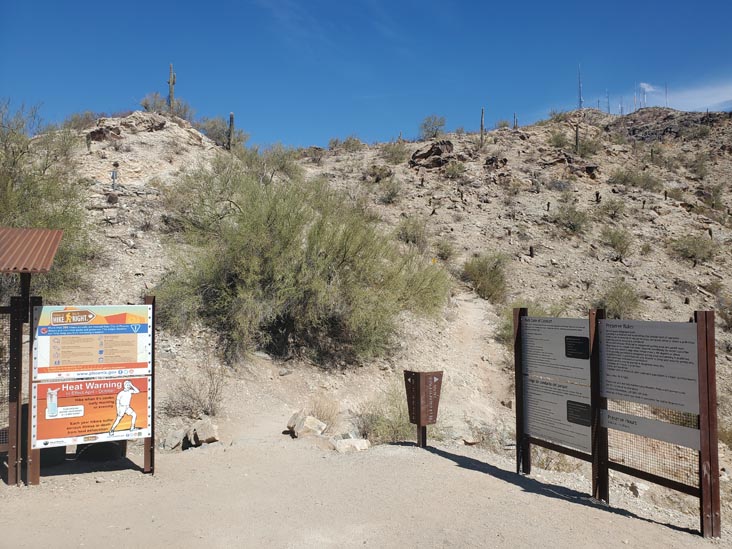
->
[402,443,697,536]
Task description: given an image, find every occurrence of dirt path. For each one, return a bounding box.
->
[1,419,725,548]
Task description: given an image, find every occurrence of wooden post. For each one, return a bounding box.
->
[514,307,530,474]
[417,426,427,449]
[26,296,42,486]
[144,296,156,475]
[590,308,609,503]
[695,311,721,538]
[8,297,24,486]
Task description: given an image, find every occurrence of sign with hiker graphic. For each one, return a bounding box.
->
[32,377,151,449]
[33,305,153,380]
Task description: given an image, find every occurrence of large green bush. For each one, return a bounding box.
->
[463,253,507,303]
[157,156,449,364]
[0,102,94,300]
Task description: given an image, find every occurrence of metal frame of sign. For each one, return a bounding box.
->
[514,308,721,539]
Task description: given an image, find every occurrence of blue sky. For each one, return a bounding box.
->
[2,0,731,147]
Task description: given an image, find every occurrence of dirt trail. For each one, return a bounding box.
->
[1,420,725,548]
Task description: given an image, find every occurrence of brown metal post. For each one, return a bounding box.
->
[143,296,156,475]
[8,297,24,485]
[590,308,609,503]
[514,307,530,474]
[695,311,721,538]
[417,426,427,448]
[26,296,42,485]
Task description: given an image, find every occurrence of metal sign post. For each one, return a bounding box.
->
[404,370,443,448]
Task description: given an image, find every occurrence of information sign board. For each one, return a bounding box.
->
[32,376,151,449]
[600,320,699,414]
[601,409,700,451]
[33,305,153,380]
[521,317,590,384]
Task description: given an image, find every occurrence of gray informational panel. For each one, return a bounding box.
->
[601,409,700,451]
[599,320,699,414]
[521,316,592,454]
[521,317,590,384]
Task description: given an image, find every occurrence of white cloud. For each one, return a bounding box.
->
[668,81,732,111]
[639,82,658,93]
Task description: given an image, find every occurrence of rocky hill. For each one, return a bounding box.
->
[56,107,732,522]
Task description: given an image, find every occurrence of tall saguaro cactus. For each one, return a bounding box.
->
[480,107,485,147]
[167,63,176,114]
[227,112,235,151]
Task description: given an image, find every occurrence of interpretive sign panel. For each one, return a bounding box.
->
[520,317,590,384]
[601,409,700,450]
[520,316,592,453]
[599,320,699,414]
[33,305,153,380]
[32,376,151,449]
[524,376,592,453]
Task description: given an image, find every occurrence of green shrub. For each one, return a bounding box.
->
[600,227,633,260]
[463,253,508,303]
[548,109,570,122]
[594,280,639,319]
[194,116,249,149]
[554,203,590,234]
[419,115,446,140]
[495,120,510,129]
[381,141,410,164]
[140,92,195,121]
[444,160,466,179]
[549,131,569,149]
[157,163,448,364]
[378,177,401,204]
[666,187,685,201]
[434,238,455,261]
[670,235,716,262]
[597,197,625,220]
[608,169,662,192]
[0,102,95,301]
[396,217,428,251]
[342,135,364,153]
[577,137,601,158]
[354,379,413,444]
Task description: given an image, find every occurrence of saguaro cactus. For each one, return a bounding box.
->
[480,107,485,147]
[227,112,235,151]
[167,63,176,114]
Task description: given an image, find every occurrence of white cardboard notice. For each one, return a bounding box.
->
[599,320,699,414]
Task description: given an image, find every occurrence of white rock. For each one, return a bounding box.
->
[186,418,219,446]
[294,415,326,438]
[334,438,371,453]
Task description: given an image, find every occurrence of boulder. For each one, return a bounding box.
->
[163,428,187,450]
[186,418,219,447]
[334,438,371,453]
[293,415,326,438]
[287,409,305,432]
[409,140,454,168]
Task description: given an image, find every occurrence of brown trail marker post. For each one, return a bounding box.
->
[404,371,443,448]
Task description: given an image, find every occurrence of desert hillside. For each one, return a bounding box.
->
[3,107,732,544]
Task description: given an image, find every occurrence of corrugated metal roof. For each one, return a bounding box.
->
[0,227,63,274]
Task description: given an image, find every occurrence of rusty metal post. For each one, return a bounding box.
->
[514,307,530,474]
[695,311,721,538]
[8,297,24,485]
[590,308,609,503]
[144,296,156,475]
[417,426,427,448]
[26,296,42,485]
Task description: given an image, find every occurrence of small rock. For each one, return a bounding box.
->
[294,415,327,438]
[278,368,292,377]
[253,351,272,360]
[287,410,305,432]
[186,418,219,447]
[334,438,371,453]
[163,428,187,450]
[629,481,649,497]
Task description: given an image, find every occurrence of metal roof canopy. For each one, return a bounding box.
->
[0,227,63,274]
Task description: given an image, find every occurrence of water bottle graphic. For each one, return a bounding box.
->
[47,388,59,418]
